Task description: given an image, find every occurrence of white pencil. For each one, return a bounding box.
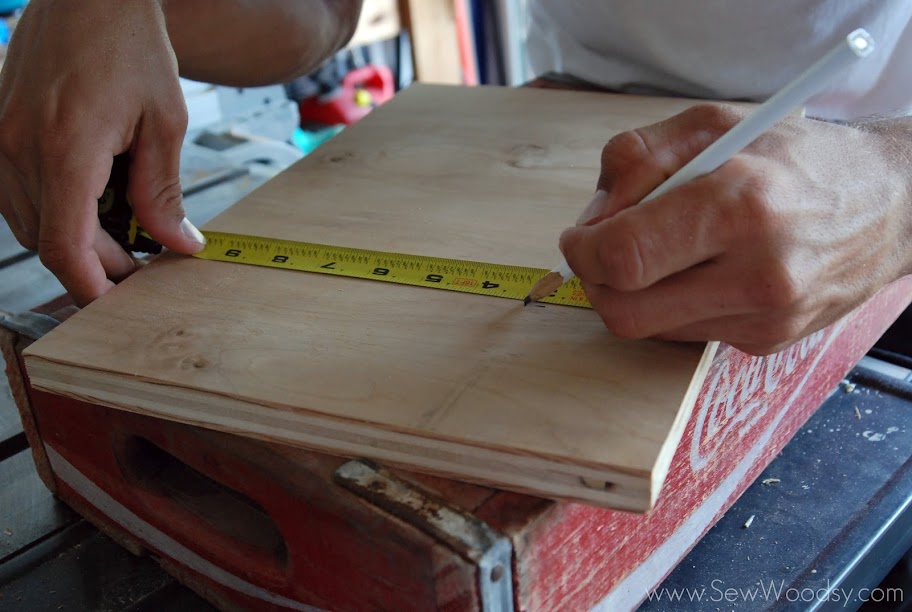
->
[524,27,875,305]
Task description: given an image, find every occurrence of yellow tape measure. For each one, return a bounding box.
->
[194,231,592,309]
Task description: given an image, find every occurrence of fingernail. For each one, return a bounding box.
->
[180,218,206,247]
[576,189,609,225]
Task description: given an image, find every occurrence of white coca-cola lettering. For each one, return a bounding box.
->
[690,329,828,471]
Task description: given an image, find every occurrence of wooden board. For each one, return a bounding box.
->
[22,84,718,511]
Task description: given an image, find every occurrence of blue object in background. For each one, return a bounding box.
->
[0,20,8,45]
[292,125,344,155]
[0,0,26,16]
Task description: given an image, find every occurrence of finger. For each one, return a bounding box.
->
[595,129,682,212]
[0,191,34,250]
[657,318,804,356]
[655,304,826,356]
[0,208,35,252]
[576,190,609,225]
[575,189,634,226]
[0,159,39,250]
[93,220,137,282]
[127,98,205,254]
[10,199,39,248]
[560,176,734,291]
[592,103,744,222]
[581,261,757,340]
[38,154,117,306]
[654,314,751,344]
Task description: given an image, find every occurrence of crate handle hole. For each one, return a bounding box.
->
[119,436,288,568]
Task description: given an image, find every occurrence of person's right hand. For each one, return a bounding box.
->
[558,104,912,355]
[0,0,206,307]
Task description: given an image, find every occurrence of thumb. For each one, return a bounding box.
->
[127,103,205,254]
[575,189,613,225]
[586,104,743,227]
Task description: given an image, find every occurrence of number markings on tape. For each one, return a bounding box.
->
[194,231,591,308]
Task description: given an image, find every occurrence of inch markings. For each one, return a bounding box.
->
[194,231,592,308]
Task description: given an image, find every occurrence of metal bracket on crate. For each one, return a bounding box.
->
[0,311,61,341]
[334,459,515,612]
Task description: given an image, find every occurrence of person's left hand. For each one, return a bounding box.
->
[0,0,202,307]
[558,103,912,355]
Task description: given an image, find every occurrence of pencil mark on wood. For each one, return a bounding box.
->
[416,364,487,430]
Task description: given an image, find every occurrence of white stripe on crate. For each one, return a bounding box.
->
[44,444,325,612]
[594,318,845,611]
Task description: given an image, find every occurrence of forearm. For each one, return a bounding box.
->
[851,116,912,279]
[162,0,362,86]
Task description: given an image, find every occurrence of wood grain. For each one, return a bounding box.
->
[23,84,718,511]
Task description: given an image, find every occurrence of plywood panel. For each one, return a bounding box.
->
[23,84,717,511]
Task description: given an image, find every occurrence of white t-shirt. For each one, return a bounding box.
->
[526,0,912,120]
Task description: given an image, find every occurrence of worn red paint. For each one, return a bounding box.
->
[7,278,911,611]
[501,279,912,611]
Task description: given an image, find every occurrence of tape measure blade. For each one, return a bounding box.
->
[194,231,592,309]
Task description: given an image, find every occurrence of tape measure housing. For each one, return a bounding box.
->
[194,231,592,308]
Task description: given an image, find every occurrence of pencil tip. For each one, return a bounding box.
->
[523,296,532,306]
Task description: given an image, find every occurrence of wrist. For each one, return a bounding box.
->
[856,117,912,279]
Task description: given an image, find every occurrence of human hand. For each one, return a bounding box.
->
[559,104,912,355]
[0,0,205,307]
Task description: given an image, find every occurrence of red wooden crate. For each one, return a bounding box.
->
[4,278,910,611]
